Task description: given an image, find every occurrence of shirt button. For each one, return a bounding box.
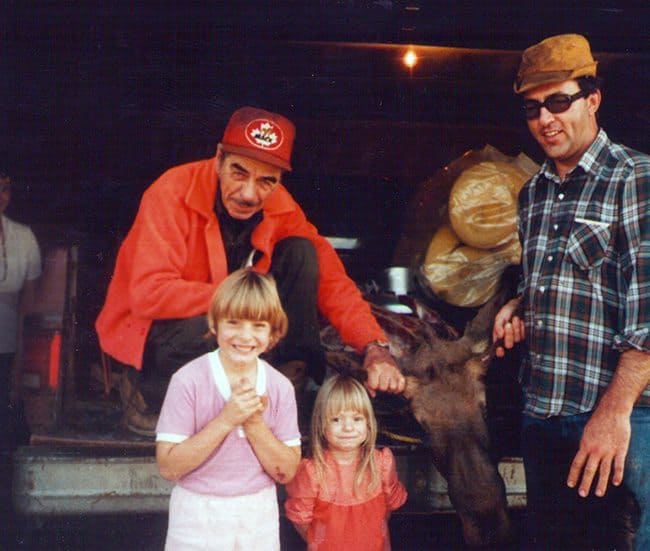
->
[539,286,545,293]
[547,255,553,262]
[553,224,559,231]
[558,193,565,200]
[536,320,544,328]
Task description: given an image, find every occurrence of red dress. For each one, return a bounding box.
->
[285,448,407,551]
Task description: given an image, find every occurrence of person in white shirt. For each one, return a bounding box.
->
[0,172,41,430]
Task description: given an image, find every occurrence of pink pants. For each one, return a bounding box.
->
[165,484,280,551]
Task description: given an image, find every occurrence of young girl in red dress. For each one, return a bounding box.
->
[285,375,407,550]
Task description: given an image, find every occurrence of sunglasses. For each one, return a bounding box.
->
[523,90,589,120]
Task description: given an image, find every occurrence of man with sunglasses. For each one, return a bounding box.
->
[493,34,650,549]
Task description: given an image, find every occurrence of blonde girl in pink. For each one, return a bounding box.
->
[155,268,301,550]
[285,375,407,550]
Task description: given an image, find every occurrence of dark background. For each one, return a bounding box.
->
[4,2,649,237]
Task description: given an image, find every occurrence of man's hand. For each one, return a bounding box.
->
[492,297,525,358]
[566,404,630,498]
[363,343,405,397]
[566,348,649,497]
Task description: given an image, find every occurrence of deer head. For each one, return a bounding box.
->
[401,290,512,546]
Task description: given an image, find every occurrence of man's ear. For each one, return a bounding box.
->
[215,144,225,168]
[588,89,602,115]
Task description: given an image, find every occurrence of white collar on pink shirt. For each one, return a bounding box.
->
[208,349,267,400]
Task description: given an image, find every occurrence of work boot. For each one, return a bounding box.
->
[119,370,158,437]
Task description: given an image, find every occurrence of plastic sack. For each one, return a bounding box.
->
[392,144,538,268]
[448,161,529,250]
[422,223,521,307]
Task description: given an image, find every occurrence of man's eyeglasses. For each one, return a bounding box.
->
[523,90,589,120]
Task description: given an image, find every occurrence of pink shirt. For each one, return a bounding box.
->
[156,350,301,496]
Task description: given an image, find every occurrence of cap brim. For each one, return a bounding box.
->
[514,62,598,94]
[220,143,292,171]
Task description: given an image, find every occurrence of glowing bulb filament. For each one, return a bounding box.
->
[403,50,417,69]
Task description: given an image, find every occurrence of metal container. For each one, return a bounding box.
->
[377,266,417,296]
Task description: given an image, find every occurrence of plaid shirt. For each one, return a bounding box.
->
[518,129,650,418]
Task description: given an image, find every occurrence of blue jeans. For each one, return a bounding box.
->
[521,408,650,550]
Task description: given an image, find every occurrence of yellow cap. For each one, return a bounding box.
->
[514,34,597,94]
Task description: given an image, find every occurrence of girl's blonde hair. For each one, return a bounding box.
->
[207,268,288,347]
[310,375,379,492]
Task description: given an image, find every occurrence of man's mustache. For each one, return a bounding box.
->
[233,199,259,208]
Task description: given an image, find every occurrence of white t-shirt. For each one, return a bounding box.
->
[0,215,42,353]
[156,350,301,496]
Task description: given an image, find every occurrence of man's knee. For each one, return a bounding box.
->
[272,237,318,279]
[146,316,213,374]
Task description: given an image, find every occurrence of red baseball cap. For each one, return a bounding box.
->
[220,106,295,171]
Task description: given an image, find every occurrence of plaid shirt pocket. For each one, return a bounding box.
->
[566,219,611,270]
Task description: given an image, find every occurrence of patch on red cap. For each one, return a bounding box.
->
[245,119,284,151]
[221,107,295,170]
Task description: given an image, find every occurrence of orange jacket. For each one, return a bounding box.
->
[95,158,386,369]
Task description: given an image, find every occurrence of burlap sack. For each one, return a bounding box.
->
[422,223,521,308]
[448,161,529,250]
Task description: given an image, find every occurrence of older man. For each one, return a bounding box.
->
[493,35,650,549]
[96,107,405,436]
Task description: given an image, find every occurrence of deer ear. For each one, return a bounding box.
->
[462,288,509,343]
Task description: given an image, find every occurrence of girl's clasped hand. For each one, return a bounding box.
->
[223,377,267,428]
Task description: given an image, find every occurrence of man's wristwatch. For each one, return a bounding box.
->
[365,340,390,354]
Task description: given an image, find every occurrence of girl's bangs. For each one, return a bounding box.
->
[325,384,369,419]
[222,284,272,321]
